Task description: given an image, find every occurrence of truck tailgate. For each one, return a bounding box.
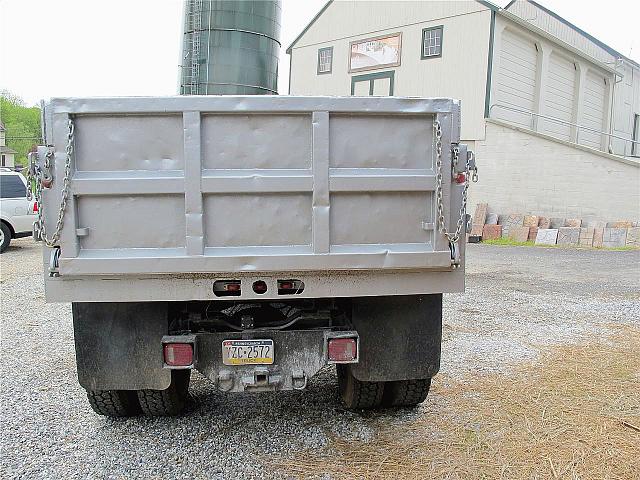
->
[39,96,462,276]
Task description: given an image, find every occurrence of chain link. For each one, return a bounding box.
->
[433,120,476,248]
[29,119,74,248]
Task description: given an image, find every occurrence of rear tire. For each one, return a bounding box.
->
[86,389,141,417]
[0,222,11,253]
[382,378,431,407]
[337,364,385,410]
[137,370,190,416]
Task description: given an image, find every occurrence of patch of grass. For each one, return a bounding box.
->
[480,239,639,251]
[481,238,535,247]
[272,324,640,479]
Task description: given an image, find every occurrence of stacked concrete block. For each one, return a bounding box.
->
[550,218,565,229]
[608,221,633,228]
[557,227,580,246]
[523,215,538,242]
[509,226,530,242]
[485,213,499,225]
[602,228,627,248]
[578,228,595,247]
[626,227,640,247]
[535,229,559,245]
[565,219,582,227]
[471,202,639,250]
[538,217,551,229]
[500,214,524,238]
[470,203,488,238]
[593,228,604,248]
[482,224,502,240]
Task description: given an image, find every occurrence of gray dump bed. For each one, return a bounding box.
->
[38,96,467,302]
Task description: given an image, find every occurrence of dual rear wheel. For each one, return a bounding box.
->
[86,366,429,417]
[86,370,191,417]
[337,364,431,409]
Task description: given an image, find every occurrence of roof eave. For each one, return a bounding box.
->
[497,9,620,75]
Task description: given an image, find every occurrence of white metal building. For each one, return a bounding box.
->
[287,0,640,222]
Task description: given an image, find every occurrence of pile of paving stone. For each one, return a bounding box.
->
[469,203,640,248]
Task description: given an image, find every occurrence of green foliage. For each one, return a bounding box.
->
[0,91,42,167]
[481,238,535,247]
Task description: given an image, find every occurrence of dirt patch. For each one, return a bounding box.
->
[272,324,640,479]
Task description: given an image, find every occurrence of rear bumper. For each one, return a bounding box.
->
[166,329,359,392]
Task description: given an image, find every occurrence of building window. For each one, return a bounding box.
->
[422,26,443,59]
[317,47,333,74]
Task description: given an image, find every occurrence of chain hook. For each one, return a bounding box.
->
[30,118,75,247]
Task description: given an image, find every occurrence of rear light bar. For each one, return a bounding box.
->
[327,336,359,364]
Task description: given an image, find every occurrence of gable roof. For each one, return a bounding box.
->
[505,0,639,68]
[286,0,500,54]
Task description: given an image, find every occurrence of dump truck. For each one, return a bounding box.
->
[30,95,476,416]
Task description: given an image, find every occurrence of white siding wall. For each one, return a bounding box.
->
[289,0,492,140]
[469,120,640,222]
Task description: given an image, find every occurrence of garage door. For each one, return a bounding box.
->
[494,29,538,128]
[579,71,607,150]
[542,52,576,140]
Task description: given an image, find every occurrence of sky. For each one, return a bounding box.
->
[0,0,638,107]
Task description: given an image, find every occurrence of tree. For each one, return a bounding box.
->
[0,91,42,167]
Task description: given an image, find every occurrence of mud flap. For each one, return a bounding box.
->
[349,294,442,382]
[72,302,171,391]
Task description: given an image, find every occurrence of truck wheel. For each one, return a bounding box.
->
[0,222,11,253]
[86,389,141,417]
[336,364,385,409]
[137,370,190,416]
[382,378,431,407]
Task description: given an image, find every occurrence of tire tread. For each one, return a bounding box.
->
[86,390,140,417]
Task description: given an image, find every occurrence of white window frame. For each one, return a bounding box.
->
[317,47,333,75]
[422,26,443,59]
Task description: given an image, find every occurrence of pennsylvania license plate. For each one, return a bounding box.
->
[222,339,274,365]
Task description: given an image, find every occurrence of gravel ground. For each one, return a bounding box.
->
[1,238,638,479]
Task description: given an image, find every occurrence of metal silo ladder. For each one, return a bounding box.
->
[185,0,203,95]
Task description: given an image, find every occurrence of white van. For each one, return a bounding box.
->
[0,169,36,252]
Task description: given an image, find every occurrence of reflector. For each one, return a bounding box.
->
[328,338,358,362]
[164,343,193,367]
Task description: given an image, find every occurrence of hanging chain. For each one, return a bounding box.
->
[433,120,477,247]
[29,119,74,248]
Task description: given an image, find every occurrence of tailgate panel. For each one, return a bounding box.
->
[41,96,460,276]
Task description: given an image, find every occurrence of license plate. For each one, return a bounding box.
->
[222,339,274,365]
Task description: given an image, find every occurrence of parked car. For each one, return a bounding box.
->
[0,169,36,252]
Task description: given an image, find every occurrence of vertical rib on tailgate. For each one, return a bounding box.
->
[41,96,459,276]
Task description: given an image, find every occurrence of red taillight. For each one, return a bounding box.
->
[163,343,194,367]
[32,202,38,213]
[328,338,358,363]
[277,279,304,295]
[454,172,466,184]
[213,280,241,297]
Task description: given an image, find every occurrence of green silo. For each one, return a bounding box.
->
[180,0,282,95]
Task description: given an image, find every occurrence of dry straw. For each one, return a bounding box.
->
[273,324,640,479]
